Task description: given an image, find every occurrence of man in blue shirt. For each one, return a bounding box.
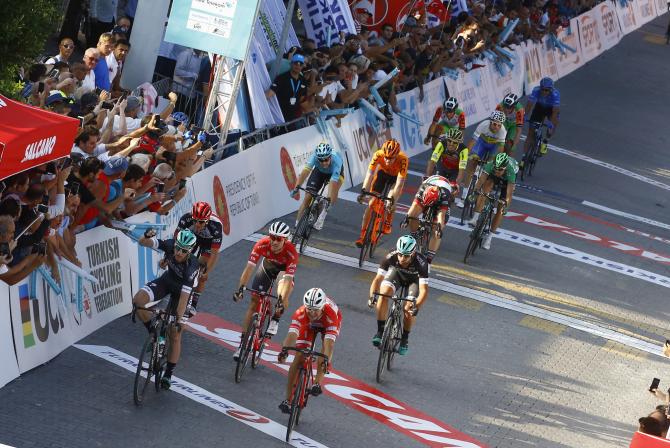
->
[521,77,560,164]
[290,142,344,230]
[93,33,114,91]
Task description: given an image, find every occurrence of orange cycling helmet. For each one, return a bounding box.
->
[192,201,212,220]
[381,139,400,158]
[422,186,440,207]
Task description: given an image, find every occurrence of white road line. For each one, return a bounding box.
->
[582,201,670,231]
[75,344,331,448]
[245,234,664,357]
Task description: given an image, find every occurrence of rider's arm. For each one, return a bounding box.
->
[391,156,408,201]
[281,331,298,350]
[474,171,488,191]
[505,182,515,206]
[524,99,535,116]
[456,147,468,184]
[436,208,448,228]
[370,273,385,298]
[458,111,466,130]
[362,152,380,191]
[426,142,443,177]
[138,235,159,248]
[550,106,560,133]
[416,282,429,309]
[293,166,312,189]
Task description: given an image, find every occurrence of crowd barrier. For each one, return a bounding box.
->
[0,0,665,390]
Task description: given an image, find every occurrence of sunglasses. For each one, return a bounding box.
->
[541,88,552,92]
[195,219,208,224]
[175,246,191,254]
[62,44,74,49]
[317,156,331,163]
[292,61,304,66]
[397,253,412,259]
[269,235,285,242]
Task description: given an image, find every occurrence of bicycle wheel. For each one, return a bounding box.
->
[464,205,489,263]
[368,213,384,259]
[154,323,171,392]
[299,203,318,254]
[358,209,376,267]
[387,309,403,371]
[133,331,156,406]
[234,315,257,383]
[286,368,307,442]
[460,173,478,225]
[292,213,309,254]
[251,312,271,369]
[528,142,540,176]
[376,315,394,383]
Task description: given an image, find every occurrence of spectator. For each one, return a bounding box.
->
[70,157,104,229]
[45,37,76,65]
[45,91,74,116]
[13,184,51,268]
[0,215,44,285]
[107,39,131,97]
[2,173,30,204]
[267,54,309,121]
[93,33,115,91]
[81,48,101,94]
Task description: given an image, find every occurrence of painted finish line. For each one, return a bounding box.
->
[74,344,329,448]
[186,314,486,448]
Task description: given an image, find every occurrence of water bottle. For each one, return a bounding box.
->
[157,336,166,357]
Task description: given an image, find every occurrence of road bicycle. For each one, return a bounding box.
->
[131,299,179,406]
[234,286,282,383]
[460,155,490,225]
[405,207,439,257]
[283,338,330,442]
[520,121,550,181]
[291,185,329,254]
[357,188,393,267]
[371,287,416,383]
[463,189,504,263]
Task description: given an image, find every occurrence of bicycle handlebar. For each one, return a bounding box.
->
[373,292,417,303]
[242,286,279,300]
[295,185,329,201]
[360,190,392,202]
[283,346,330,366]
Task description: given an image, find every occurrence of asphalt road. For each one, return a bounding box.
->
[2,16,670,448]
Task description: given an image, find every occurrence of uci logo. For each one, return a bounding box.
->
[398,96,420,151]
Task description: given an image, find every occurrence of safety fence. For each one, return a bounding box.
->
[0,0,664,391]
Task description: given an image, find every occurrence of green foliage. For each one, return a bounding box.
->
[0,0,61,98]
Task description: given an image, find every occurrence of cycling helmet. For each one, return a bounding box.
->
[422,186,440,207]
[444,97,458,112]
[192,201,212,221]
[494,152,509,170]
[396,235,417,255]
[176,229,197,250]
[171,111,189,126]
[303,287,326,310]
[268,221,291,238]
[446,128,464,143]
[381,139,400,158]
[540,77,554,89]
[502,93,518,108]
[490,110,506,124]
[315,142,333,160]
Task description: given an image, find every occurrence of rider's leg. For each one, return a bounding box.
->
[400,283,419,353]
[462,157,478,197]
[374,281,395,340]
[285,352,305,401]
[295,191,314,225]
[133,289,152,326]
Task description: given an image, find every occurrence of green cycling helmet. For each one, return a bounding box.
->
[396,235,417,255]
[494,152,509,170]
[176,229,197,250]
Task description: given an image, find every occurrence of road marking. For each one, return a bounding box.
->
[581,201,670,231]
[185,314,487,448]
[74,344,331,448]
[244,234,665,358]
[602,341,647,362]
[519,316,566,336]
[437,294,484,311]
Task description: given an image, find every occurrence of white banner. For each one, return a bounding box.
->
[555,18,585,78]
[577,9,604,63]
[247,38,285,128]
[522,40,544,92]
[0,282,19,387]
[637,0,659,24]
[656,0,667,16]
[594,1,623,50]
[615,0,640,34]
[488,45,526,102]
[255,0,300,62]
[337,109,386,186]
[297,0,358,47]
[539,36,560,81]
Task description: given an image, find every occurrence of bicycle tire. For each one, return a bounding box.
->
[358,208,376,267]
[299,203,318,254]
[369,214,384,259]
[464,203,490,262]
[376,315,394,383]
[460,174,478,225]
[529,143,539,176]
[286,368,306,442]
[292,213,309,255]
[252,312,271,369]
[387,308,403,371]
[234,315,257,383]
[154,324,171,392]
[133,331,156,406]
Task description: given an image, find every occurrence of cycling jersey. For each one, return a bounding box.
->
[368,149,408,178]
[483,158,519,184]
[248,235,299,276]
[148,238,200,295]
[288,298,342,348]
[414,175,453,212]
[528,86,560,108]
[306,151,344,183]
[430,141,468,171]
[175,213,223,255]
[379,251,430,286]
[433,107,466,130]
[495,102,525,131]
[472,120,507,145]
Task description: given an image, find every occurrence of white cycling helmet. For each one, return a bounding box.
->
[303,288,326,310]
[268,221,291,238]
[490,110,506,124]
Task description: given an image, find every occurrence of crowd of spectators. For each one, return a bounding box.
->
[638,342,670,440]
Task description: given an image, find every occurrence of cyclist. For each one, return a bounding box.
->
[133,228,200,389]
[277,288,342,414]
[369,235,429,355]
[424,128,468,207]
[232,221,298,360]
[424,97,466,147]
[290,142,344,231]
[174,201,223,318]
[402,175,454,263]
[356,139,408,247]
[495,93,524,155]
[521,77,560,168]
[462,110,507,201]
[466,152,517,250]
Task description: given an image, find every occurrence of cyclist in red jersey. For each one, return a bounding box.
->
[233,221,298,360]
[277,288,342,413]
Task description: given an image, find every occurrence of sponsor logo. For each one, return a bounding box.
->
[0,97,6,108]
[580,15,602,52]
[350,0,389,27]
[280,146,300,200]
[599,5,619,37]
[397,95,421,152]
[19,282,65,349]
[213,175,231,235]
[21,136,57,162]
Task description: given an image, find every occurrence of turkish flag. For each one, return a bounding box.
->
[630,432,670,447]
[0,95,79,181]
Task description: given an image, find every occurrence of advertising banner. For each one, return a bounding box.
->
[254,0,300,62]
[555,18,585,78]
[637,0,659,24]
[522,40,544,92]
[0,282,19,387]
[594,1,623,50]
[488,45,526,101]
[577,9,604,63]
[297,0,358,47]
[615,0,640,34]
[656,0,668,16]
[165,0,260,60]
[539,36,560,81]
[337,110,383,186]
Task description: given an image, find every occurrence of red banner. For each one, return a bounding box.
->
[0,95,79,180]
[630,432,670,447]
[350,0,448,32]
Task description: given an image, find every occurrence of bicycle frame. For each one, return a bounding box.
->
[406,207,438,255]
[292,185,329,254]
[373,288,414,383]
[358,188,393,267]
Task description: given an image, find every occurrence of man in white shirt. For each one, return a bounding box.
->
[81,48,101,94]
[106,39,131,95]
[174,48,205,98]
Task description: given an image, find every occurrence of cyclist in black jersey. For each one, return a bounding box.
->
[174,201,223,318]
[132,228,200,389]
[368,235,429,355]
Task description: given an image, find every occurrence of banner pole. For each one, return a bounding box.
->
[270,0,298,81]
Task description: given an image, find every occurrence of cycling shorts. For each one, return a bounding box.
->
[529,104,554,124]
[250,260,294,293]
[306,166,344,193]
[471,139,499,161]
[141,275,183,309]
[435,166,459,182]
[371,170,397,195]
[380,268,420,298]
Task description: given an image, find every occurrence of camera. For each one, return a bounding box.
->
[0,242,10,257]
[153,115,169,136]
[67,181,80,196]
[156,183,165,193]
[100,102,114,110]
[32,241,47,256]
[47,68,60,79]
[179,178,188,189]
[37,204,49,214]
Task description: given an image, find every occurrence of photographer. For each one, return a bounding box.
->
[0,215,45,286]
[11,184,51,269]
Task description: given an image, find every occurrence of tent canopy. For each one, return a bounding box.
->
[630,431,670,447]
[0,95,79,181]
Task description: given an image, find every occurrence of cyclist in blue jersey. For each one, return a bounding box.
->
[521,77,560,168]
[291,142,344,230]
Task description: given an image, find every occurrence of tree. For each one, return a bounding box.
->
[0,1,60,99]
